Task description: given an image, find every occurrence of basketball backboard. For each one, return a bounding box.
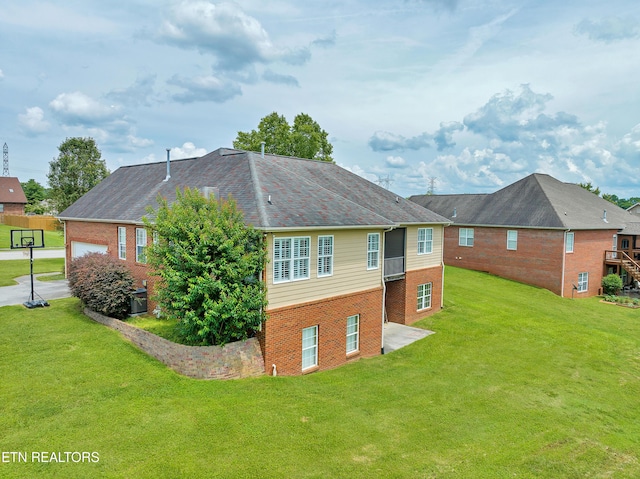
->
[10,229,45,249]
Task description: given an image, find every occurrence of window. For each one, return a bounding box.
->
[136,228,147,263]
[565,232,574,253]
[577,272,588,293]
[317,235,333,277]
[302,326,318,370]
[367,233,380,269]
[0,204,4,213]
[346,315,359,354]
[507,230,518,250]
[273,237,310,283]
[118,227,126,260]
[622,239,630,249]
[152,231,159,245]
[417,228,433,255]
[459,228,474,247]
[417,283,432,310]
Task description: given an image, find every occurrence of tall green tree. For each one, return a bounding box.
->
[47,137,109,213]
[21,179,46,204]
[233,112,334,162]
[143,188,267,346]
[578,182,601,196]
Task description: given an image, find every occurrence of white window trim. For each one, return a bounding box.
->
[459,228,474,247]
[507,230,518,251]
[317,235,334,277]
[577,272,588,293]
[566,232,574,253]
[302,325,318,370]
[273,236,310,283]
[417,227,433,255]
[346,314,359,354]
[136,228,147,264]
[417,282,432,311]
[367,233,380,270]
[118,227,126,260]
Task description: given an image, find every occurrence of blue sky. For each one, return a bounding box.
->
[2,0,639,197]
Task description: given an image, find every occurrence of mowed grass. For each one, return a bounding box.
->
[0,224,64,249]
[2,267,640,478]
[0,258,65,286]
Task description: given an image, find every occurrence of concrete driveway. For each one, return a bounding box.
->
[0,249,70,306]
[0,273,71,307]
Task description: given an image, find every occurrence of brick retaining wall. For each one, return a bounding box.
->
[83,308,265,379]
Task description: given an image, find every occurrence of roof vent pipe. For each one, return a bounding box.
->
[260,141,265,158]
[453,207,457,218]
[164,148,171,182]
[603,209,607,222]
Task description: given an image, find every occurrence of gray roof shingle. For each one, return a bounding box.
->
[59,148,449,229]
[410,173,635,231]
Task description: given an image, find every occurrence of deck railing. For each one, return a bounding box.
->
[384,256,405,278]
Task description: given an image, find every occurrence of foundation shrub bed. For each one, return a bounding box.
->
[67,252,134,319]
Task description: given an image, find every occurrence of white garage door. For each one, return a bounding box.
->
[71,242,108,259]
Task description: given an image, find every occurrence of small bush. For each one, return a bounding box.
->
[601,274,623,295]
[68,252,134,319]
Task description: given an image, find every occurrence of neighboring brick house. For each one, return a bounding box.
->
[58,148,449,375]
[0,177,28,215]
[410,173,640,298]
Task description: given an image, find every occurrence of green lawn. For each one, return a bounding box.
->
[0,224,64,249]
[0,258,65,286]
[2,267,640,478]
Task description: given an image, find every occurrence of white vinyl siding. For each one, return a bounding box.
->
[317,235,333,277]
[267,230,382,309]
[274,237,310,283]
[136,228,147,263]
[346,315,359,354]
[367,233,380,270]
[417,228,433,255]
[417,283,432,310]
[118,227,126,260]
[405,225,444,271]
[578,272,588,293]
[302,326,318,370]
[566,232,574,253]
[507,230,518,250]
[459,228,474,247]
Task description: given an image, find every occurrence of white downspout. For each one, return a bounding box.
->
[561,230,568,297]
[381,226,395,355]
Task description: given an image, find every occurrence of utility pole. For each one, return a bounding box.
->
[377,174,392,190]
[427,177,437,195]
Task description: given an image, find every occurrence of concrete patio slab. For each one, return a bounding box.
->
[383,321,434,353]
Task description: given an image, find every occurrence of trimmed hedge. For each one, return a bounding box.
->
[68,252,134,319]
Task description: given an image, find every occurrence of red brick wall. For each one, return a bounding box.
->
[564,229,617,297]
[385,265,443,325]
[1,203,25,215]
[444,225,616,297]
[260,288,383,376]
[65,221,154,305]
[444,226,564,294]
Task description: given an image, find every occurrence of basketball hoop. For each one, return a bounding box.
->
[9,229,49,308]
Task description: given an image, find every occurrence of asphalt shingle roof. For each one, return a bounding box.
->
[59,148,449,229]
[0,177,27,204]
[410,173,636,231]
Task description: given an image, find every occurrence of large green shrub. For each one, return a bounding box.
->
[68,252,134,319]
[144,188,267,346]
[601,273,623,295]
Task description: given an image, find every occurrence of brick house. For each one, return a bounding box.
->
[58,148,449,375]
[410,173,640,298]
[0,177,28,215]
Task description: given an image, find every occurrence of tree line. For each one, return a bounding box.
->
[578,182,640,210]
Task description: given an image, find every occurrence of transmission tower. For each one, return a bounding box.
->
[427,177,437,195]
[377,174,392,190]
[2,143,8,176]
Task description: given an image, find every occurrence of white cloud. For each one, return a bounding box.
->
[171,142,208,159]
[385,156,407,168]
[168,74,242,103]
[157,1,309,70]
[0,69,4,80]
[49,91,120,125]
[18,107,50,136]
[575,16,640,43]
